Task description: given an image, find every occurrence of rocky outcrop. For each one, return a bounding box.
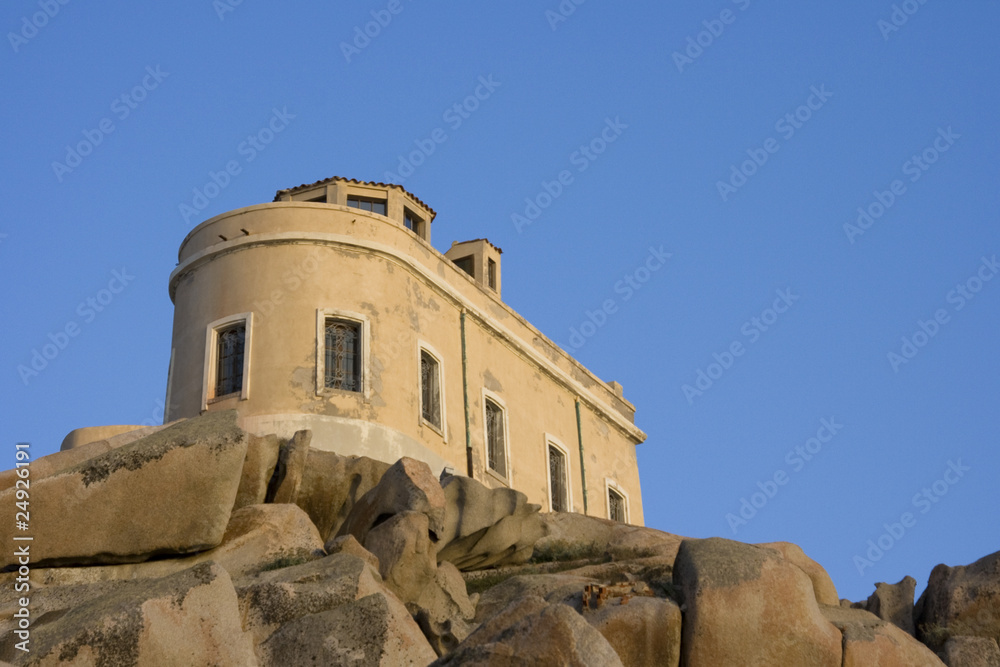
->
[822,605,945,667]
[267,429,312,504]
[434,595,624,666]
[436,474,545,570]
[865,575,917,636]
[294,449,390,541]
[586,596,682,667]
[233,433,280,510]
[916,551,1000,652]
[673,537,843,666]
[0,562,257,666]
[758,540,840,606]
[0,410,247,569]
[337,457,446,545]
[941,636,1000,666]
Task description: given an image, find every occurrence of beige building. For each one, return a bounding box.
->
[160,176,646,523]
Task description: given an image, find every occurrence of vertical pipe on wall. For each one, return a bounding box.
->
[461,311,474,477]
[575,399,589,515]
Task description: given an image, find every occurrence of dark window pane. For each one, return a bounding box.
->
[608,488,626,522]
[485,399,506,476]
[488,259,497,290]
[215,324,245,397]
[421,351,441,428]
[325,319,362,392]
[549,445,567,512]
[453,255,474,277]
[372,201,386,216]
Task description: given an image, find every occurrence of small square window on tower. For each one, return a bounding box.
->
[347,196,387,216]
[405,209,424,237]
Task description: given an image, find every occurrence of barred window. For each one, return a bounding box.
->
[215,323,245,397]
[548,445,568,512]
[485,399,506,477]
[608,487,627,523]
[420,351,441,428]
[325,319,362,392]
[347,196,387,216]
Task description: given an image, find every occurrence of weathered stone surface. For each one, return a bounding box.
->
[363,511,438,606]
[916,551,1000,652]
[537,511,684,562]
[673,537,842,667]
[412,561,476,656]
[474,573,597,623]
[1,503,325,590]
[325,533,380,572]
[268,429,312,504]
[338,457,446,546]
[865,575,917,635]
[296,448,390,541]
[585,596,682,667]
[941,635,1000,667]
[0,410,248,569]
[437,475,545,571]
[435,595,623,666]
[822,605,945,667]
[0,562,257,666]
[236,552,386,648]
[258,591,436,666]
[233,433,280,510]
[759,540,840,606]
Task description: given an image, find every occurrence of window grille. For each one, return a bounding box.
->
[608,487,626,523]
[421,351,441,428]
[549,445,568,512]
[215,324,245,397]
[485,399,506,476]
[325,319,361,392]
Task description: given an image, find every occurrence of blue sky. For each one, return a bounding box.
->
[2,0,997,602]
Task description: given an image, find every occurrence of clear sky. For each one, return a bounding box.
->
[2,0,997,602]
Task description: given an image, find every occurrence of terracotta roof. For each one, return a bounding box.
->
[273,176,437,219]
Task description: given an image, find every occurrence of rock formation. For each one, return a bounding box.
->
[0,411,995,666]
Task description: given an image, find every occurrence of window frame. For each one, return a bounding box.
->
[417,341,446,439]
[404,208,424,237]
[453,255,475,278]
[605,479,630,523]
[482,389,511,483]
[316,309,371,399]
[487,258,497,291]
[201,312,253,411]
[346,195,388,217]
[545,435,572,513]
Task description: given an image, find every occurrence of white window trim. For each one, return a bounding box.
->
[544,434,573,513]
[316,309,371,399]
[481,388,511,485]
[201,312,253,411]
[605,478,630,523]
[416,340,447,441]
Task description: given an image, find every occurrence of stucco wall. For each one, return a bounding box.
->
[166,201,645,524]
